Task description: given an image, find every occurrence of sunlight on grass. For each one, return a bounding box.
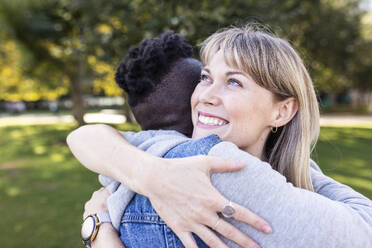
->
[50,153,64,162]
[9,130,23,138]
[34,145,46,155]
[331,175,372,192]
[6,187,21,197]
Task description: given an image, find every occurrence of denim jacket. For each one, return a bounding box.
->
[119,135,221,247]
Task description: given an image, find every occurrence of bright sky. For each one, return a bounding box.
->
[361,0,372,11]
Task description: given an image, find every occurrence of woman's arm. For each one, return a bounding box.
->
[67,124,271,248]
[207,142,372,247]
[67,124,157,195]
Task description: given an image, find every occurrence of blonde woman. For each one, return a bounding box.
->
[68,26,372,248]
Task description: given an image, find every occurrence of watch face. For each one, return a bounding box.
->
[81,216,96,241]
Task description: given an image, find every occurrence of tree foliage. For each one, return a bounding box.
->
[0,0,371,120]
[0,40,69,101]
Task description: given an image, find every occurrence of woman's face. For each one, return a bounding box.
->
[191,51,279,158]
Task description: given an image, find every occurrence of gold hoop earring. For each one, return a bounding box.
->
[271,125,278,133]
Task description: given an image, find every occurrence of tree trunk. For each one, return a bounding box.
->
[366,92,372,113]
[69,77,85,126]
[328,92,337,107]
[68,59,86,126]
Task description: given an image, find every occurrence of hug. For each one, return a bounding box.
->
[68,25,372,248]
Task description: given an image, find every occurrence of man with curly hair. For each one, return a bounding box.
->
[93,31,213,246]
[115,30,202,137]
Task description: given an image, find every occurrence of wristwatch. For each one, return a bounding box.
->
[81,212,111,248]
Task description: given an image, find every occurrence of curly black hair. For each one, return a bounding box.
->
[115,31,194,107]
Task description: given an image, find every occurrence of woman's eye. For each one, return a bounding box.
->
[200,74,211,83]
[228,79,242,87]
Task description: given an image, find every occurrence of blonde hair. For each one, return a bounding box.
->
[201,25,320,191]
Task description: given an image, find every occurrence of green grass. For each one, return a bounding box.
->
[312,126,372,198]
[0,123,371,247]
[0,122,139,248]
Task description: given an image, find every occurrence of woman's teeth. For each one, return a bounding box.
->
[198,115,227,126]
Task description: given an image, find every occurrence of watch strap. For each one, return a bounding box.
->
[96,211,111,223]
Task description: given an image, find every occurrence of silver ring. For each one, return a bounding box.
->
[214,218,221,230]
[221,201,235,218]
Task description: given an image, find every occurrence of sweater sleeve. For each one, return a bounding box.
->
[208,141,372,248]
[98,130,189,230]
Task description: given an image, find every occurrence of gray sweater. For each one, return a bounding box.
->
[99,130,372,247]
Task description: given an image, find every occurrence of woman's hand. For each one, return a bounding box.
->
[83,188,125,248]
[83,187,110,219]
[140,155,271,248]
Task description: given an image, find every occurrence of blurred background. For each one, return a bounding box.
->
[0,0,371,247]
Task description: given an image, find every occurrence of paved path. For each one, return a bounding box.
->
[0,110,126,126]
[320,115,372,127]
[1,111,372,127]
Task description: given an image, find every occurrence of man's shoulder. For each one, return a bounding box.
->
[117,129,189,156]
[164,134,222,158]
[119,129,186,146]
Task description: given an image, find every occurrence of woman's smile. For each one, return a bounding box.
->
[197,111,229,128]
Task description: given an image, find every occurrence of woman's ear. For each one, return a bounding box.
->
[274,97,298,127]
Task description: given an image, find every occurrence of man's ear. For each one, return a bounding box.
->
[273,97,298,127]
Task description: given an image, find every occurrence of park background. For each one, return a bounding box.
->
[0,0,372,247]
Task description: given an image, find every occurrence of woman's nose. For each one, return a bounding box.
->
[199,84,221,106]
